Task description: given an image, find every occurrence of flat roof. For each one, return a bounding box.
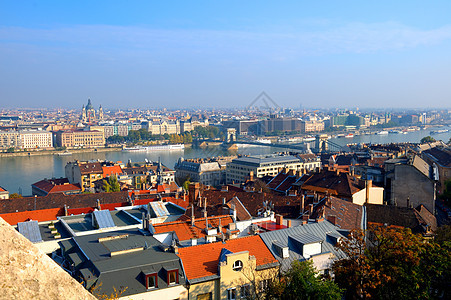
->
[231,154,301,167]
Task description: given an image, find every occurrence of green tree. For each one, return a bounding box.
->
[103,175,120,192]
[9,193,22,199]
[266,261,341,300]
[6,147,14,153]
[334,225,450,299]
[420,136,436,143]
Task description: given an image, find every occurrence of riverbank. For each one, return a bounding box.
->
[0,147,123,158]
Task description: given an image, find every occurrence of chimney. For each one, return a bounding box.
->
[188,182,200,203]
[300,194,305,214]
[64,204,68,216]
[286,219,292,228]
[336,169,339,176]
[276,214,283,226]
[191,204,195,227]
[365,180,372,204]
[327,215,337,225]
[309,204,314,217]
[231,203,237,220]
[406,196,410,208]
[222,197,226,205]
[96,199,101,210]
[249,171,254,182]
[203,198,208,219]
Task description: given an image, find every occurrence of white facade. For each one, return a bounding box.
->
[19,130,53,149]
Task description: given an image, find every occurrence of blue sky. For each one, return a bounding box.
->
[1,1,451,109]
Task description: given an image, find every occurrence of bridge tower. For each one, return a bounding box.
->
[226,128,236,143]
[315,134,329,153]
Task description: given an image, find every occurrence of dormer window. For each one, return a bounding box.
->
[145,273,158,289]
[167,269,179,285]
[232,260,243,271]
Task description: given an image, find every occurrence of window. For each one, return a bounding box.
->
[197,292,212,300]
[240,284,251,299]
[232,260,243,271]
[227,287,237,300]
[145,273,158,289]
[167,269,178,285]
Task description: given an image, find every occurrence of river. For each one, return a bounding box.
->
[0,126,449,196]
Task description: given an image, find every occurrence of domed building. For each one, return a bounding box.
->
[81,99,103,122]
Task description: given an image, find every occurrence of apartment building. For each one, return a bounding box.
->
[55,130,105,148]
[226,154,303,184]
[19,130,53,149]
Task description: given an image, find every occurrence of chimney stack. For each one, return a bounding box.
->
[276,214,283,226]
[286,219,292,228]
[249,171,254,182]
[203,198,208,219]
[300,194,305,214]
[191,204,195,227]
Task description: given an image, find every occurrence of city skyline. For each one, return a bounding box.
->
[1,1,451,109]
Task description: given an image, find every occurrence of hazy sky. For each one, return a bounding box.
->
[1,1,451,109]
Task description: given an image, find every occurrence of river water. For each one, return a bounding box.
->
[1,126,449,196]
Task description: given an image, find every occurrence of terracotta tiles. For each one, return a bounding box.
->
[153,215,234,241]
[177,235,277,280]
[102,165,123,177]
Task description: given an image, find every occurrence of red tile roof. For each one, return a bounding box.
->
[153,215,234,241]
[177,235,277,280]
[0,208,63,225]
[32,178,81,195]
[0,186,7,192]
[102,165,123,177]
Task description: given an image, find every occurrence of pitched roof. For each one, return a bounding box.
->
[177,235,277,281]
[0,186,7,192]
[184,188,304,219]
[153,215,234,241]
[79,162,103,175]
[423,147,451,167]
[365,203,437,234]
[32,178,81,194]
[102,165,123,177]
[301,170,362,199]
[259,221,346,272]
[315,196,363,230]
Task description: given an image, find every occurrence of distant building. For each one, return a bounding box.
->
[175,157,234,186]
[54,129,105,148]
[65,161,121,192]
[31,178,81,196]
[0,130,19,149]
[18,130,53,149]
[81,99,103,123]
[226,154,303,184]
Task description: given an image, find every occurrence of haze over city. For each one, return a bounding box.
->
[1,1,451,109]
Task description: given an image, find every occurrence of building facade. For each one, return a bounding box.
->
[226,154,303,184]
[55,130,105,148]
[19,130,53,149]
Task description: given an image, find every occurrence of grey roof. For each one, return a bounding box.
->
[17,220,43,243]
[149,201,170,218]
[290,233,323,246]
[64,229,185,297]
[93,210,116,229]
[259,221,346,272]
[231,154,301,167]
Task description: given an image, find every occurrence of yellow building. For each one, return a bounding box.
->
[177,235,279,300]
[55,130,105,148]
